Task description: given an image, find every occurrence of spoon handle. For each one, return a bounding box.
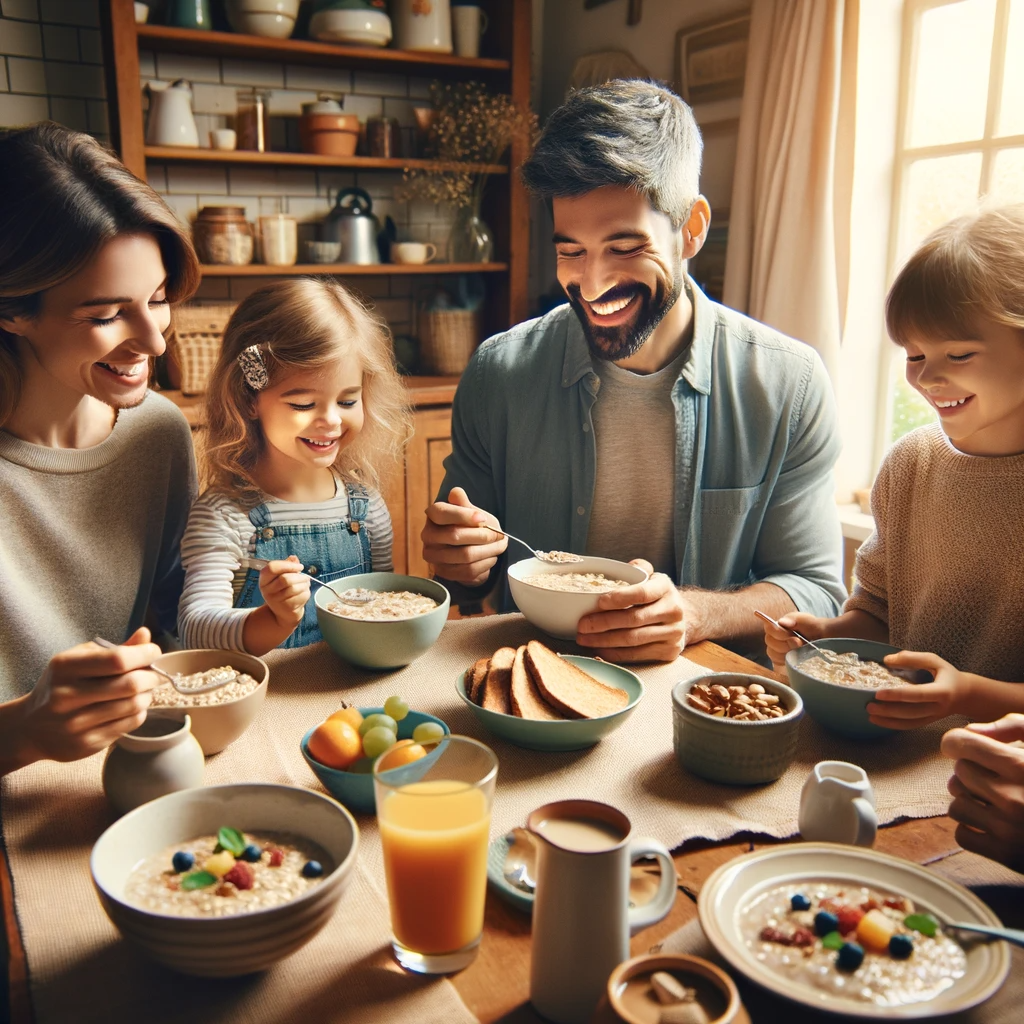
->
[753,610,834,658]
[92,636,177,686]
[950,923,1024,948]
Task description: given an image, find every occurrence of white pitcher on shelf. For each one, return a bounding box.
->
[392,0,453,53]
[145,79,199,148]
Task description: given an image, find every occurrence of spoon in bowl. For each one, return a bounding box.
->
[92,637,239,696]
[753,610,842,662]
[490,529,583,565]
[246,558,374,605]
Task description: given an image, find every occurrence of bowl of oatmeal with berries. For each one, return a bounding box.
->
[91,783,359,976]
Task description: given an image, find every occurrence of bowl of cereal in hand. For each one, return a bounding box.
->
[315,572,450,669]
[507,555,648,640]
[150,649,269,755]
[785,639,931,740]
[90,783,359,976]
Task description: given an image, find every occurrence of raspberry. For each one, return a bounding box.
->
[836,907,865,934]
[759,927,790,944]
[223,862,255,891]
[268,848,284,867]
[790,927,815,947]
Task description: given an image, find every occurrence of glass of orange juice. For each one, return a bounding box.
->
[374,735,498,973]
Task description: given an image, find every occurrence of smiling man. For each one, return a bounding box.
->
[422,80,845,662]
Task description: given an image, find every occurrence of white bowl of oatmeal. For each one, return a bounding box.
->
[315,571,450,669]
[91,783,359,976]
[699,843,1009,1018]
[507,556,648,640]
[151,649,269,754]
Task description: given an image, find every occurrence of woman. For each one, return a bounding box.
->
[0,122,201,774]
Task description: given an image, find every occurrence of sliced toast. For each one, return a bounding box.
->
[509,645,563,721]
[524,640,629,719]
[467,657,490,705]
[481,646,516,714]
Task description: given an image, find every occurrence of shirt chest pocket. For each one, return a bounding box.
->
[697,482,770,586]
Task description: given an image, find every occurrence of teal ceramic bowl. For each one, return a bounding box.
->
[314,572,450,670]
[301,706,450,814]
[785,638,928,740]
[455,655,643,751]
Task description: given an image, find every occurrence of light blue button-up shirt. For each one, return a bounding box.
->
[437,280,846,616]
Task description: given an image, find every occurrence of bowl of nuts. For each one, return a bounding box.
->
[671,673,804,785]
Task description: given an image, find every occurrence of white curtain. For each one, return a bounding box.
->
[723,0,860,381]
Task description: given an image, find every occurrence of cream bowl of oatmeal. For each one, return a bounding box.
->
[315,571,450,669]
[785,640,932,741]
[507,556,648,640]
[151,649,269,755]
[699,843,1009,1018]
[90,783,359,976]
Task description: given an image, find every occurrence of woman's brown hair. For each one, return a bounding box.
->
[203,277,412,505]
[0,122,201,426]
[886,204,1024,346]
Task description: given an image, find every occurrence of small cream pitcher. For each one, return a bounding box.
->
[799,760,877,847]
[527,799,677,1024]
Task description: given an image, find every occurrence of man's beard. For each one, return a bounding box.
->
[566,268,683,362]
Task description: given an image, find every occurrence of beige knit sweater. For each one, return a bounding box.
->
[847,424,1024,681]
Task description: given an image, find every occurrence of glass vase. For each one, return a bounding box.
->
[448,202,494,263]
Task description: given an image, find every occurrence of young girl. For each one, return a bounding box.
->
[178,278,411,655]
[763,204,1024,728]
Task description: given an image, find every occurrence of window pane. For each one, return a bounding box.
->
[900,152,982,260]
[908,0,995,148]
[997,0,1024,135]
[990,147,1024,200]
[888,361,937,445]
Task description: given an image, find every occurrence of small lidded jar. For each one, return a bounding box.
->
[193,205,254,265]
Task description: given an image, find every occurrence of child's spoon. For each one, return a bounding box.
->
[247,558,374,605]
[753,610,842,662]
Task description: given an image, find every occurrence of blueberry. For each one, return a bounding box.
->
[171,851,194,873]
[814,910,840,937]
[790,893,811,912]
[241,844,262,863]
[302,860,323,878]
[836,942,865,971]
[889,934,914,960]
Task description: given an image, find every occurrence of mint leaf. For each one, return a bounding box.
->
[822,931,844,950]
[217,827,246,856]
[181,871,217,891]
[904,913,938,937]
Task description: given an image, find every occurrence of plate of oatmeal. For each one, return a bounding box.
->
[700,844,1009,1018]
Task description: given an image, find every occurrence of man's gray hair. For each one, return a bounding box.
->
[520,80,703,227]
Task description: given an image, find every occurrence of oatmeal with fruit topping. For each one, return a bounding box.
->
[744,882,966,1007]
[326,590,438,621]
[523,572,629,593]
[124,827,330,918]
[151,669,260,707]
[801,652,908,690]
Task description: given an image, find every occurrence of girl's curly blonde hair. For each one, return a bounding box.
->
[203,277,412,505]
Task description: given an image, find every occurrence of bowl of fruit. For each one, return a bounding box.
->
[300,695,449,814]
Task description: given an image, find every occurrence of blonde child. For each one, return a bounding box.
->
[178,278,411,655]
[763,205,1024,728]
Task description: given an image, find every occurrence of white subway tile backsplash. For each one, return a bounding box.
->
[407,76,432,100]
[44,59,103,98]
[383,96,417,127]
[1,0,39,20]
[39,0,98,27]
[161,192,200,228]
[155,52,221,84]
[145,161,168,190]
[167,163,228,194]
[190,82,238,115]
[78,25,101,64]
[409,199,450,224]
[353,71,406,98]
[284,64,350,94]
[0,90,46,122]
[7,56,45,93]
[266,88,317,115]
[86,97,107,136]
[338,92,381,121]
[0,58,8,91]
[355,170,399,200]
[49,94,87,131]
[0,18,42,58]
[284,195,330,222]
[228,165,317,196]
[221,59,283,88]
[41,23,77,61]
[193,112,222,142]
[316,169,357,197]
[138,48,156,78]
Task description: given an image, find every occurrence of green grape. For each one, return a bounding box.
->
[383,695,410,722]
[362,726,397,759]
[358,713,397,737]
[412,721,445,744]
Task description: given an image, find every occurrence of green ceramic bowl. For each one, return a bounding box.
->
[455,655,643,751]
[785,638,929,740]
[314,572,450,670]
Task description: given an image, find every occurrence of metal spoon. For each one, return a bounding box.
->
[754,610,842,662]
[491,530,583,565]
[247,558,374,605]
[942,921,1024,949]
[92,637,238,696]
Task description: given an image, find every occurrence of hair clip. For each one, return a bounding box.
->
[238,344,269,391]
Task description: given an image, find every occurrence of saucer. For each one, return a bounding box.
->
[487,833,533,913]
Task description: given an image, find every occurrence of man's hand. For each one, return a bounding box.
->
[421,487,508,586]
[941,714,1024,872]
[575,560,688,663]
[761,612,832,672]
[867,651,959,730]
[258,555,311,629]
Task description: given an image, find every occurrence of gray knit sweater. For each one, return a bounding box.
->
[0,391,197,700]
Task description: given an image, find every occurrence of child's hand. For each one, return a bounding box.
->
[258,555,311,629]
[761,612,830,672]
[867,650,957,729]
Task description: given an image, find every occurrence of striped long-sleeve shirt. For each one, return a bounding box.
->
[177,476,393,651]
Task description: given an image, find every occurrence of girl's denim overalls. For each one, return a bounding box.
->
[235,482,372,648]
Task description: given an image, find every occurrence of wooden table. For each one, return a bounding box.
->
[0,641,970,1024]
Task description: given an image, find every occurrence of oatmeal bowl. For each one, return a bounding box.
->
[785,640,931,741]
[151,649,269,755]
[90,783,359,976]
[506,556,648,640]
[315,572,450,669]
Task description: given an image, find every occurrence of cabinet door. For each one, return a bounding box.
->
[403,406,453,579]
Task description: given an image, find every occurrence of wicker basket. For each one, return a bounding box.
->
[417,308,481,375]
[168,304,235,395]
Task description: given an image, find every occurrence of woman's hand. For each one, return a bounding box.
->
[2,628,162,773]
[258,555,311,629]
[867,650,959,729]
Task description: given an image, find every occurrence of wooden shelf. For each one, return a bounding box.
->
[144,146,507,175]
[136,24,510,76]
[198,262,507,277]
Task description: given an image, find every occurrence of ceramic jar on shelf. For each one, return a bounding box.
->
[392,0,452,53]
[193,206,254,266]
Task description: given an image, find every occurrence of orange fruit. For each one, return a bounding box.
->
[379,740,428,770]
[328,706,364,731]
[308,718,362,770]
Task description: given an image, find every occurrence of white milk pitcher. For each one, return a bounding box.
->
[527,799,677,1024]
[799,760,877,847]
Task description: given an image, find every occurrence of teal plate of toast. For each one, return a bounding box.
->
[455,651,643,751]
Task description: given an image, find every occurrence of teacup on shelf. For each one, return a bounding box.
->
[391,241,437,265]
[306,240,343,264]
[209,128,237,151]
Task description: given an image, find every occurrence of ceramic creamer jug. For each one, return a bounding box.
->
[145,79,199,147]
[527,800,677,1024]
[392,0,452,53]
[799,760,877,847]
